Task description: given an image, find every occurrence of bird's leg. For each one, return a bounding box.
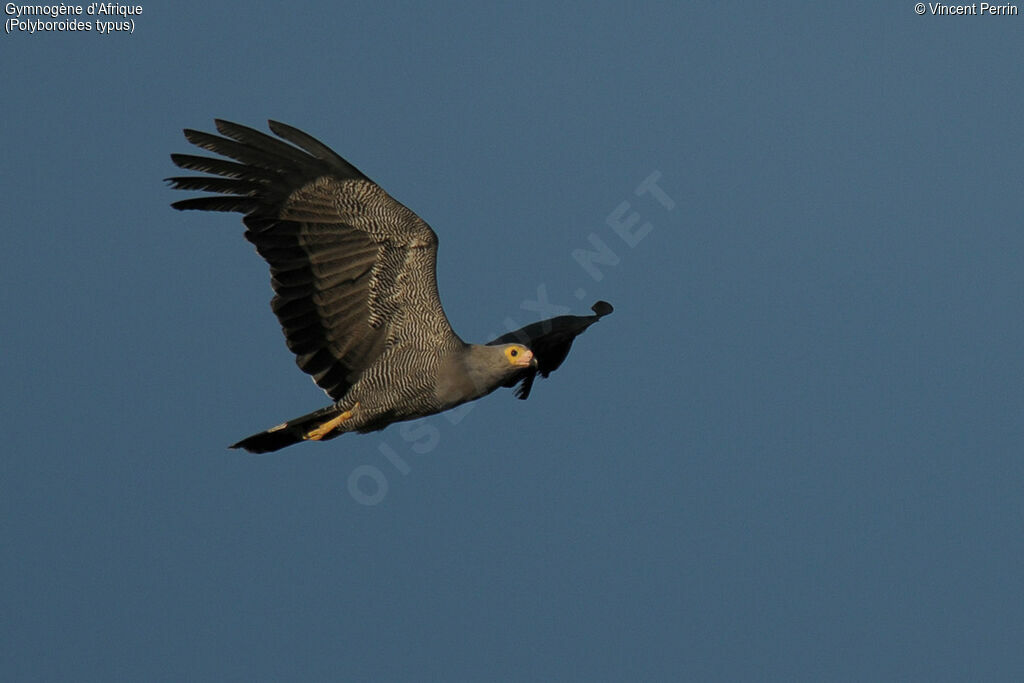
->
[303,403,359,441]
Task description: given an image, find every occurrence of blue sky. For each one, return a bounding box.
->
[3,2,1023,680]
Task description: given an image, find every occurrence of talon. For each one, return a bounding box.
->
[303,403,359,441]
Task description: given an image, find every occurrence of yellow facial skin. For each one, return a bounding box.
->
[504,345,534,367]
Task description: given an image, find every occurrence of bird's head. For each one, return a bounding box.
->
[456,343,536,396]
[501,343,536,370]
[440,343,539,408]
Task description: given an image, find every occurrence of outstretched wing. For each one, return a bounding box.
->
[488,301,613,400]
[168,120,462,401]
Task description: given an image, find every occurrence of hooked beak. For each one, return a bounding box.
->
[514,348,536,368]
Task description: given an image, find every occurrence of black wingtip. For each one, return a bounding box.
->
[182,128,204,144]
[514,371,536,400]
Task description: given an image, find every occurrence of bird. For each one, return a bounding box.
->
[168,120,612,453]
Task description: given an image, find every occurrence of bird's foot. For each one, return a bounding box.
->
[303,403,359,441]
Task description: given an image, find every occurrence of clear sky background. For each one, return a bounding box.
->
[3,2,1023,680]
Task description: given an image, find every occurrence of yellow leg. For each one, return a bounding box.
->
[303,403,359,441]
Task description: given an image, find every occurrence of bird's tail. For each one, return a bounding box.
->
[230,404,347,453]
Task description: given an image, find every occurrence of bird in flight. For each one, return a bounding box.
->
[168,120,612,453]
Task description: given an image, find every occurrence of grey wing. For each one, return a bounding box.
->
[489,301,613,399]
[168,119,463,401]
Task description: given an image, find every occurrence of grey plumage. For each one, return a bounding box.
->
[168,120,610,453]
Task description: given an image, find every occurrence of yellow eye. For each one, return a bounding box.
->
[504,345,525,362]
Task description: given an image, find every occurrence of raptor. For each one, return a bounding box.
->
[168,120,612,453]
